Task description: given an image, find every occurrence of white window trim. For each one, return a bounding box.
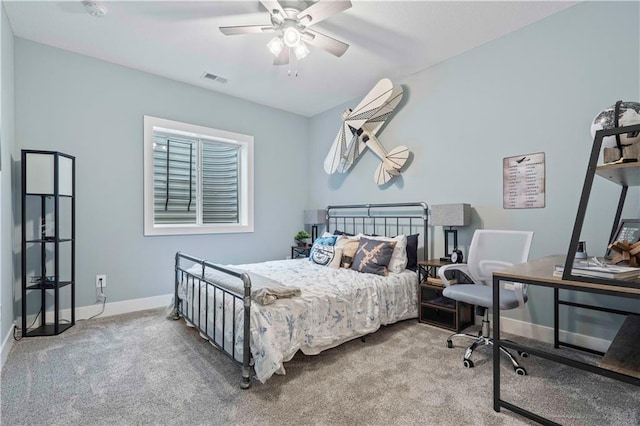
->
[143,115,254,236]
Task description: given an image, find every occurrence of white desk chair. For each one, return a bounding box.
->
[438,229,534,375]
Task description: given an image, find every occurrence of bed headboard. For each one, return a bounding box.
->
[325,202,429,262]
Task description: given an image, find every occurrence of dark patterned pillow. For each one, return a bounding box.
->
[333,230,355,236]
[350,237,397,276]
[309,235,338,266]
[406,234,419,271]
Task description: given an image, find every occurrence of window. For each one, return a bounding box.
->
[143,116,253,236]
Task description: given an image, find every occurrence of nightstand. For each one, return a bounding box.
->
[417,259,474,332]
[291,245,312,259]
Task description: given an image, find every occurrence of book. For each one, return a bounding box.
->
[554,260,640,280]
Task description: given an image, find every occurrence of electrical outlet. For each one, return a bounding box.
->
[96,274,107,288]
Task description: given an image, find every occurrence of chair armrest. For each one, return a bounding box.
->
[478,260,513,276]
[438,263,470,287]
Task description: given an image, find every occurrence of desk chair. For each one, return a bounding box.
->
[438,229,534,375]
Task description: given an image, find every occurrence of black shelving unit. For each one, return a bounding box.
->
[21,150,75,337]
[558,124,640,352]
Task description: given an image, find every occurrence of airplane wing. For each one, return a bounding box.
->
[361,84,403,136]
[336,131,362,173]
[324,120,361,174]
[344,78,396,134]
[324,121,347,174]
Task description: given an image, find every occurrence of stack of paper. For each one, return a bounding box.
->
[554,260,640,280]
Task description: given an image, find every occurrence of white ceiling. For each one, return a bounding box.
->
[4,1,578,117]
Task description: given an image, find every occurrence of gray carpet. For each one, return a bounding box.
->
[1,308,638,425]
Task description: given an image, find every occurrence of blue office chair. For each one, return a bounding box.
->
[438,229,534,375]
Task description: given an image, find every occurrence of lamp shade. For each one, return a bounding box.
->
[304,209,326,225]
[430,204,471,227]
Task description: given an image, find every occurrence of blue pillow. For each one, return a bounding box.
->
[309,235,338,266]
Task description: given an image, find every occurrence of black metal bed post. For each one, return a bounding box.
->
[173,252,182,320]
[241,272,252,389]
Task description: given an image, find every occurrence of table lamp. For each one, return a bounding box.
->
[430,203,471,262]
[304,209,326,243]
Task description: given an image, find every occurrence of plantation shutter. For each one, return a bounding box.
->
[153,135,197,224]
[152,133,239,226]
[202,141,239,224]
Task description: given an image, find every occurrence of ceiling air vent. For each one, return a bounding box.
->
[202,72,228,84]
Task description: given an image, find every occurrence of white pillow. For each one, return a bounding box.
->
[356,233,408,273]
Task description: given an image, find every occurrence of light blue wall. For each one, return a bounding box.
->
[1,2,15,356]
[14,39,309,310]
[7,2,640,344]
[308,2,639,338]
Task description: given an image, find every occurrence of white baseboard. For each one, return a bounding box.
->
[1,323,15,372]
[73,293,174,321]
[500,316,612,354]
[17,293,174,332]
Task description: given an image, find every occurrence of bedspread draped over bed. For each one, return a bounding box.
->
[179,259,418,383]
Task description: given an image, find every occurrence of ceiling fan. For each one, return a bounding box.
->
[219,0,352,66]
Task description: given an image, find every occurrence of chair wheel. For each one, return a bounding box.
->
[514,366,527,376]
[518,351,529,358]
[447,340,453,349]
[463,358,474,368]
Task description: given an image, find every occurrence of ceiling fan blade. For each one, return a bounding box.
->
[273,47,290,66]
[219,25,275,36]
[297,1,352,26]
[259,0,286,17]
[304,29,349,57]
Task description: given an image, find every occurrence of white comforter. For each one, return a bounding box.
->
[179,259,418,383]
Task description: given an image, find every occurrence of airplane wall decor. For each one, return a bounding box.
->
[324,78,409,185]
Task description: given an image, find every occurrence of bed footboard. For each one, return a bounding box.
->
[174,252,252,389]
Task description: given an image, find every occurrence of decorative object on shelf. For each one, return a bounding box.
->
[503,152,546,209]
[575,240,588,259]
[324,78,409,185]
[606,218,640,263]
[430,203,471,262]
[304,209,325,242]
[590,100,640,164]
[21,150,75,337]
[294,230,310,247]
[608,240,640,267]
[218,0,351,70]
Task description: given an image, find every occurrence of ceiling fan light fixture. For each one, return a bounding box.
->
[282,27,301,47]
[266,36,284,56]
[293,42,310,60]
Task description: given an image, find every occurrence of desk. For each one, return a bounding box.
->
[492,255,640,425]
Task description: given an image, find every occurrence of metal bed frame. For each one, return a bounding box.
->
[173,202,428,388]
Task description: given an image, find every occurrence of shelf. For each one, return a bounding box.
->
[25,238,73,244]
[595,162,640,186]
[417,260,474,332]
[21,150,76,338]
[26,280,73,290]
[423,296,456,310]
[25,192,74,198]
[25,323,74,337]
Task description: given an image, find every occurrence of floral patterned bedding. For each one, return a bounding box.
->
[179,259,418,383]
